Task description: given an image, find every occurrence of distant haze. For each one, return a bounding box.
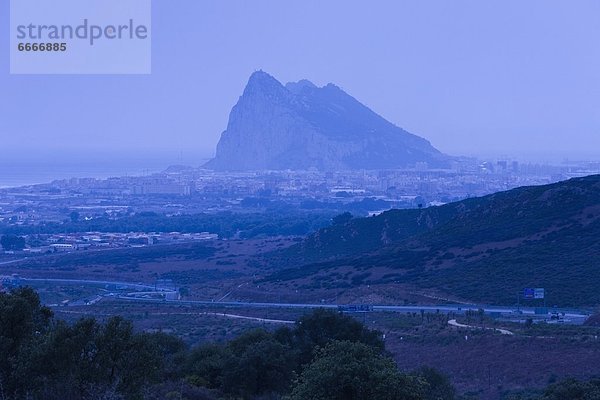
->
[1,0,599,168]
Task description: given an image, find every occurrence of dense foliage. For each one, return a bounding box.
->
[0,288,452,400]
[0,234,26,251]
[0,211,334,240]
[290,341,425,400]
[3,288,600,399]
[0,288,178,400]
[507,378,600,400]
[0,197,400,240]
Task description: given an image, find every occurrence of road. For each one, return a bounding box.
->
[201,312,294,324]
[0,258,27,266]
[57,309,294,324]
[21,278,173,292]
[448,319,514,335]
[15,276,590,324]
[112,296,590,324]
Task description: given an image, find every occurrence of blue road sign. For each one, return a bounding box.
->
[523,288,535,299]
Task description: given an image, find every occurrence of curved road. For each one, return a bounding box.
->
[448,318,514,335]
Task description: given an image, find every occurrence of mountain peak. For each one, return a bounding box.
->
[243,70,285,96]
[285,79,318,94]
[206,72,449,171]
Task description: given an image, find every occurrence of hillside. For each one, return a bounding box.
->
[267,175,600,306]
[205,71,449,170]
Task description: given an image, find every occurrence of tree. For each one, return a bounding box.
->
[14,315,164,400]
[23,318,102,399]
[184,343,229,389]
[223,329,295,397]
[69,211,80,222]
[0,288,52,399]
[93,316,163,399]
[291,341,425,400]
[294,308,384,364]
[332,212,353,225]
[416,367,455,400]
[0,234,26,250]
[143,332,187,380]
[0,294,458,400]
[542,378,600,400]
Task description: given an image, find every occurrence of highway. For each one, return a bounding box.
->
[21,278,172,292]
[112,296,590,324]
[11,276,590,324]
[0,258,27,266]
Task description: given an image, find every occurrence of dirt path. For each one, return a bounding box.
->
[448,319,514,335]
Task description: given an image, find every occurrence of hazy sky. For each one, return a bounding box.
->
[1,0,599,168]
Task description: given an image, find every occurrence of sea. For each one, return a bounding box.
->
[0,161,172,188]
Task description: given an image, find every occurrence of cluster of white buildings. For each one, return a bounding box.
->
[6,231,218,255]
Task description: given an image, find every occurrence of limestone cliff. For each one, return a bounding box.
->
[205,71,448,170]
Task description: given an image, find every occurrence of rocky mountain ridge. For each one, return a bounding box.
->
[205,71,449,170]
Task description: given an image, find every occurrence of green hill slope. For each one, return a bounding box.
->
[268,175,600,307]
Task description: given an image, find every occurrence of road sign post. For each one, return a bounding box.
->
[523,287,546,310]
